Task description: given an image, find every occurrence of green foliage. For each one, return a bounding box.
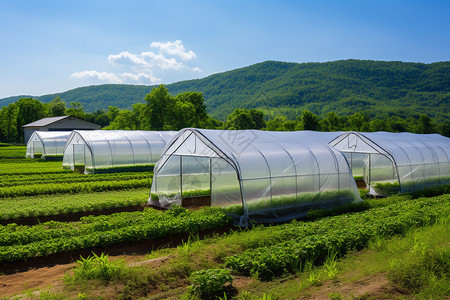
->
[0,188,149,221]
[224,195,449,280]
[188,269,233,299]
[66,253,129,283]
[388,245,450,297]
[224,108,266,130]
[0,206,233,263]
[47,96,66,117]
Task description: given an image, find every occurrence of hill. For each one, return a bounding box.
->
[1,60,449,121]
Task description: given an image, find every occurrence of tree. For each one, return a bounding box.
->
[66,102,85,118]
[16,98,46,143]
[144,85,172,130]
[0,103,18,143]
[225,108,265,130]
[415,115,434,134]
[298,110,321,131]
[47,96,66,116]
[321,111,341,131]
[347,112,370,131]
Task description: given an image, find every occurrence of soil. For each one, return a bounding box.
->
[297,273,408,299]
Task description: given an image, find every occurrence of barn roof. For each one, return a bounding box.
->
[22,116,96,128]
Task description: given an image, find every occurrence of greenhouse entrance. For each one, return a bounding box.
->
[149,131,242,210]
[26,131,72,160]
[330,132,450,195]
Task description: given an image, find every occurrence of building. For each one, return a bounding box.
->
[22,116,100,143]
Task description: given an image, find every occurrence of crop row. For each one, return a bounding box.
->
[0,171,151,187]
[0,207,233,264]
[1,207,183,246]
[224,195,449,280]
[0,146,26,159]
[0,188,150,221]
[0,178,150,198]
[0,160,68,175]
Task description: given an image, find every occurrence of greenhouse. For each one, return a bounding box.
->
[329,132,450,195]
[26,131,72,160]
[149,129,361,224]
[62,130,176,173]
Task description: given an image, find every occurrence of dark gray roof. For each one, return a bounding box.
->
[22,116,98,128]
[23,116,69,127]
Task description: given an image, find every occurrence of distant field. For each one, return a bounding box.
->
[0,146,152,220]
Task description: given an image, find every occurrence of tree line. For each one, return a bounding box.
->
[0,84,448,144]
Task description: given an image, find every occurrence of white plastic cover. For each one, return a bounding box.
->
[26,131,72,159]
[330,132,450,194]
[62,130,176,173]
[150,129,361,223]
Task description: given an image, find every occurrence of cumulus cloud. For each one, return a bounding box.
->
[72,40,200,85]
[70,70,161,84]
[150,40,197,60]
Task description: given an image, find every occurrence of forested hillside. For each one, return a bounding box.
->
[1,60,449,122]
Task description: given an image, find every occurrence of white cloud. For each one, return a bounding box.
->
[72,40,200,85]
[150,40,197,60]
[108,51,147,66]
[70,70,161,84]
[71,70,122,83]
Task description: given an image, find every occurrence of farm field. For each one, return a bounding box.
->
[0,145,449,299]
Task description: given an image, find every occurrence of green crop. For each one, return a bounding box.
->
[0,188,150,221]
[0,206,233,264]
[224,195,449,280]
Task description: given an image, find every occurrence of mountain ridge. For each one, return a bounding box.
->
[1,59,449,121]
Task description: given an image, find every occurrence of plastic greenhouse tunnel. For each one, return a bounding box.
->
[62,130,177,173]
[26,131,72,160]
[329,131,450,195]
[149,128,361,225]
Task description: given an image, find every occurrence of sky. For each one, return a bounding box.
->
[0,0,449,99]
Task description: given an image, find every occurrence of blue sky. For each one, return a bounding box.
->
[0,0,449,99]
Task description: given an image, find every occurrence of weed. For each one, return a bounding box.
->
[65,253,129,284]
[388,246,450,297]
[327,293,343,300]
[187,268,233,299]
[323,249,339,280]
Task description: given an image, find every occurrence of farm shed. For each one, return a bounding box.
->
[149,129,361,224]
[329,131,450,195]
[26,131,72,160]
[62,130,177,173]
[22,115,100,143]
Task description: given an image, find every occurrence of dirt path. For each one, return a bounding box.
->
[0,263,75,297]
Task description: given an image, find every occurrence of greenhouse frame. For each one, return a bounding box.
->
[149,128,361,224]
[62,130,176,173]
[329,131,450,195]
[26,131,72,160]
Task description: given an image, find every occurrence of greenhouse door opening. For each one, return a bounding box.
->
[150,130,242,210]
[32,141,44,159]
[330,132,450,196]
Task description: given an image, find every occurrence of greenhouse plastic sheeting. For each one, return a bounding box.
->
[329,132,450,195]
[149,129,361,224]
[62,130,176,173]
[26,131,72,160]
